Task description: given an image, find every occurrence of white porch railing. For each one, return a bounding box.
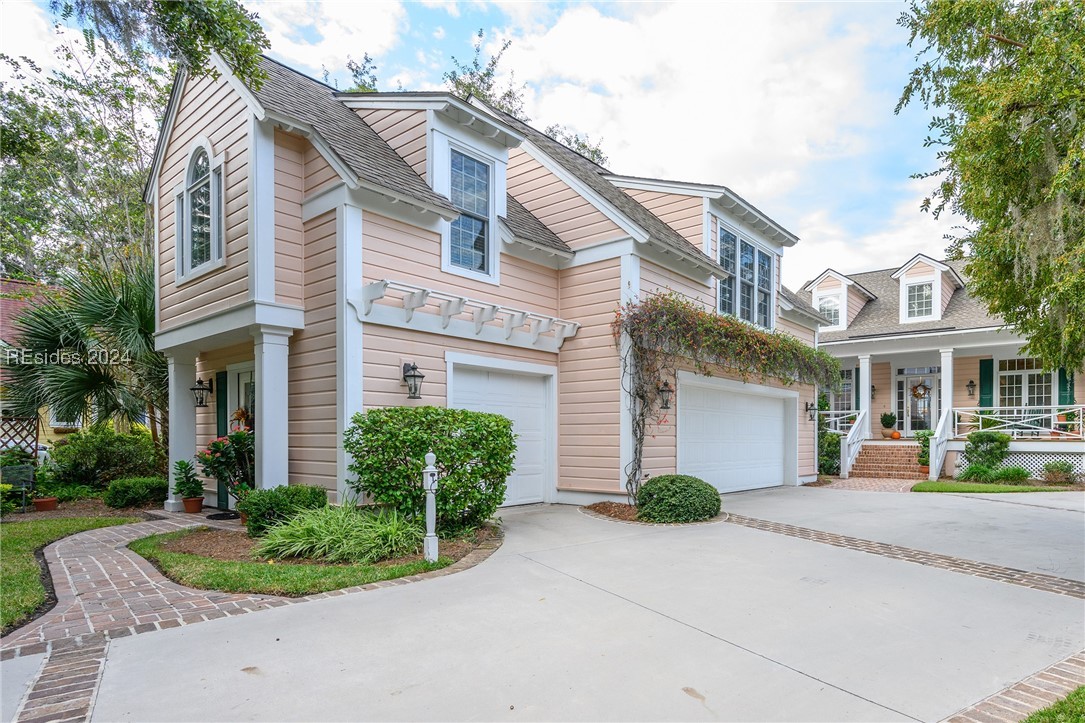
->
[929,407,953,481]
[839,409,868,480]
[951,405,1084,440]
[819,410,858,434]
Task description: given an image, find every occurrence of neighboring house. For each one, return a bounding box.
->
[0,278,84,445]
[800,255,1084,478]
[148,55,826,511]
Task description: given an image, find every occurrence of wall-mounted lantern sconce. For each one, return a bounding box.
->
[190,378,214,408]
[658,381,673,410]
[871,385,877,401]
[966,379,976,397]
[402,363,425,400]
[804,401,817,422]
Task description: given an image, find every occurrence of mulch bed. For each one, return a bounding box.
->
[583,501,639,521]
[1,497,158,523]
[159,524,498,566]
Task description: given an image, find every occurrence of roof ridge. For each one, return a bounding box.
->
[259,54,338,93]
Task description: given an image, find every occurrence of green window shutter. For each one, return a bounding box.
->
[1057,368,1075,405]
[978,359,993,408]
[215,371,228,435]
[854,367,861,409]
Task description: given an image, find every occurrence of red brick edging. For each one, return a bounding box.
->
[943,650,1085,722]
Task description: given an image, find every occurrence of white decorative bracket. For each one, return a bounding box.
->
[473,305,497,334]
[439,298,466,329]
[403,289,430,323]
[362,281,389,315]
[530,317,553,344]
[504,311,528,340]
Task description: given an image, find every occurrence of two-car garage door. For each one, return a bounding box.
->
[678,381,786,493]
[450,366,549,507]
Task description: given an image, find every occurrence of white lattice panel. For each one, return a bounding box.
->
[955,451,1084,476]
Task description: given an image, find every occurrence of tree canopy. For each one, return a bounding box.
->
[897,0,1085,371]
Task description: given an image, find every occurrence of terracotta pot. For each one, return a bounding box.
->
[33,497,58,512]
[182,497,204,514]
[891,431,902,440]
[881,428,895,439]
[239,512,248,525]
[918,465,930,474]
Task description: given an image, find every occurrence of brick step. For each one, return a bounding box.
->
[847,471,929,480]
[851,462,925,470]
[850,468,926,477]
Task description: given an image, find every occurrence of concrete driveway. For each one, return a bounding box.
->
[89,489,1084,722]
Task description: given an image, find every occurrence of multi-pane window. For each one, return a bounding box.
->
[49,407,81,428]
[998,358,1053,407]
[175,144,223,280]
[906,281,933,318]
[717,226,773,328]
[833,369,853,412]
[449,150,490,273]
[818,295,841,326]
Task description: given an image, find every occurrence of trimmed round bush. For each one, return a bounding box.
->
[636,475,721,523]
[52,427,159,488]
[343,407,515,535]
[235,484,329,537]
[103,477,168,508]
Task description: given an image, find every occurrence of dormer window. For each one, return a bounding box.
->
[717,225,774,330]
[174,139,224,283]
[450,150,491,273]
[818,295,841,326]
[906,281,934,319]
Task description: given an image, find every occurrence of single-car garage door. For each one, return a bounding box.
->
[450,367,549,506]
[678,382,785,493]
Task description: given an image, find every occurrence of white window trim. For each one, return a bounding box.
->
[994,357,1055,408]
[48,407,82,429]
[431,126,506,287]
[813,291,845,331]
[174,137,226,286]
[899,275,941,323]
[712,216,777,331]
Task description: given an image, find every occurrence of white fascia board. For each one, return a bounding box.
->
[154,301,304,352]
[343,94,525,148]
[779,305,824,331]
[637,242,715,286]
[677,370,800,400]
[209,52,266,121]
[803,269,852,292]
[498,221,574,268]
[520,139,649,243]
[301,183,446,232]
[143,69,187,203]
[890,253,951,279]
[564,238,636,268]
[818,326,1020,357]
[712,193,798,247]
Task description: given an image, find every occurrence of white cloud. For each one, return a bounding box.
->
[250,0,407,77]
[782,179,972,288]
[433,26,446,40]
[0,1,60,79]
[418,0,460,18]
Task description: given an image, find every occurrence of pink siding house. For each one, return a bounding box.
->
[148,56,826,511]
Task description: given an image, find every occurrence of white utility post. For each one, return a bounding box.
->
[423,452,439,562]
[858,354,873,439]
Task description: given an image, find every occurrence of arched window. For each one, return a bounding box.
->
[174,140,224,281]
[818,295,841,327]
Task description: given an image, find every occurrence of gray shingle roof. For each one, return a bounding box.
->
[252,57,455,215]
[799,259,998,341]
[501,195,572,254]
[779,285,831,326]
[472,101,725,275]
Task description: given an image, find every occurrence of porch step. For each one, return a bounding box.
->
[849,443,926,479]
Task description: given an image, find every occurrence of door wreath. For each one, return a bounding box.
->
[911,382,931,400]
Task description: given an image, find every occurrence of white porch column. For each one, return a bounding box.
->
[940,348,954,425]
[253,326,292,489]
[858,354,872,438]
[165,352,197,512]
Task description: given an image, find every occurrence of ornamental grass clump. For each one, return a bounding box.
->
[636,475,721,523]
[255,505,422,564]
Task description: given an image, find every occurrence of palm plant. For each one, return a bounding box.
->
[3,256,168,454]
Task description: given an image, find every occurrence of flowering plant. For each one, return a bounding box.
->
[196,427,254,501]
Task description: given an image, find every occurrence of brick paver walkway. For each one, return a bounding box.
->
[817,477,918,492]
[944,651,1085,723]
[725,514,1085,599]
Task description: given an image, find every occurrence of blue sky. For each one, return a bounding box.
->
[4,0,965,289]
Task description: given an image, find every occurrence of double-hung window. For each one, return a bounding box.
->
[449,150,491,275]
[818,295,841,326]
[174,142,224,282]
[906,281,933,319]
[717,225,774,329]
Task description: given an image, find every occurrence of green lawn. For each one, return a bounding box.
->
[130,529,453,596]
[1,516,138,631]
[912,481,1076,493]
[1022,685,1085,723]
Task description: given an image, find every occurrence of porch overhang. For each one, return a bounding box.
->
[819,326,1021,358]
[155,301,305,355]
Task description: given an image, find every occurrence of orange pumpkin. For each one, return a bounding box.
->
[891,431,901,439]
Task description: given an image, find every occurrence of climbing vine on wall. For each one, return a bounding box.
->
[613,292,841,501]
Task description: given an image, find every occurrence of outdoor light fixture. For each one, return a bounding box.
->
[658,381,673,410]
[190,378,213,408]
[402,363,425,400]
[966,379,976,397]
[871,385,877,400]
[804,401,817,422]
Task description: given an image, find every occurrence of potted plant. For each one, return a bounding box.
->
[196,427,255,519]
[880,413,897,439]
[173,460,205,513]
[915,429,934,474]
[33,489,58,512]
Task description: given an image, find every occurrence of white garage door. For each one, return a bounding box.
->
[450,367,549,506]
[678,382,785,493]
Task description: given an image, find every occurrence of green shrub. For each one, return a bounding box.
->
[914,429,934,466]
[880,412,897,429]
[636,475,721,523]
[236,485,328,537]
[991,466,1032,483]
[51,426,159,488]
[1043,460,1078,485]
[255,505,422,563]
[172,460,204,499]
[103,477,168,508]
[958,464,995,483]
[962,431,1011,469]
[344,406,516,535]
[0,484,16,516]
[0,449,34,468]
[36,480,99,503]
[818,431,841,476]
